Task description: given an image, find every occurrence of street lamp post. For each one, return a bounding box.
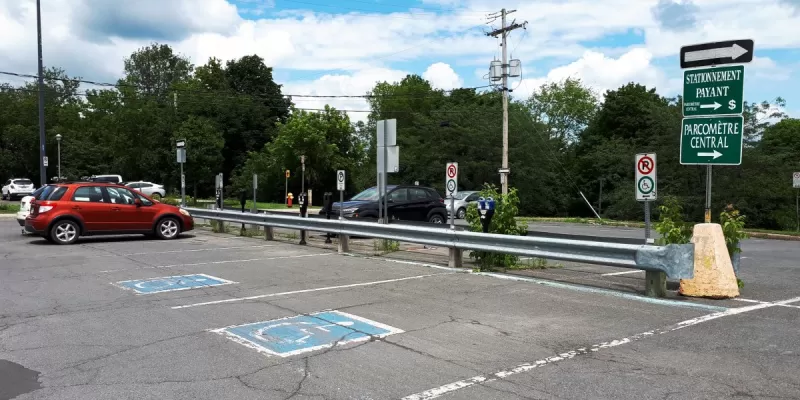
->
[55,134,62,181]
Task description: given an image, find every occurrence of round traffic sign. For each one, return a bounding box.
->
[637,156,654,175]
[446,179,456,193]
[337,171,344,182]
[638,176,654,194]
[447,164,457,178]
[794,172,800,179]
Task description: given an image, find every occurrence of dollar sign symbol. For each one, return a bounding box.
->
[728,100,736,110]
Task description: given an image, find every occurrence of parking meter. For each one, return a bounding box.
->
[298,191,308,217]
[298,191,308,245]
[323,192,333,243]
[477,197,496,233]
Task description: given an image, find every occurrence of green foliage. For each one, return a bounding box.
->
[720,204,748,257]
[0,45,796,232]
[373,239,400,254]
[0,203,20,213]
[464,184,528,271]
[654,196,693,245]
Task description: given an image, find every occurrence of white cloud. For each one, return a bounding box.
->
[422,62,463,90]
[283,67,409,122]
[0,0,798,122]
[514,48,678,101]
[749,56,793,81]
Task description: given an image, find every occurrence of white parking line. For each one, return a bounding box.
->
[98,253,329,273]
[401,295,800,400]
[735,297,800,309]
[171,273,453,309]
[123,244,278,256]
[601,270,644,276]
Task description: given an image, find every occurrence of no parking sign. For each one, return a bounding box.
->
[635,153,656,201]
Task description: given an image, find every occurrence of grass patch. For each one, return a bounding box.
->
[519,216,800,238]
[519,216,645,228]
[509,257,563,270]
[373,239,400,254]
[0,203,20,214]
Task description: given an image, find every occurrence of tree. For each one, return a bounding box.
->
[232,106,363,204]
[526,78,598,146]
[121,43,193,99]
[173,116,225,199]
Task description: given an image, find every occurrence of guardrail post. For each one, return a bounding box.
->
[264,226,274,241]
[338,234,349,253]
[448,248,463,268]
[645,271,667,297]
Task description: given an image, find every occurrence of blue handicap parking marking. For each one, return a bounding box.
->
[115,274,236,294]
[212,310,403,357]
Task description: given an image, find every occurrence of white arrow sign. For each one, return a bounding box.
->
[684,43,748,62]
[699,102,721,110]
[698,150,722,159]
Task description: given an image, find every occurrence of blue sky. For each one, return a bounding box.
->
[0,0,798,118]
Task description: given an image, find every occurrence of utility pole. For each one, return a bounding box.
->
[36,0,47,187]
[487,9,526,195]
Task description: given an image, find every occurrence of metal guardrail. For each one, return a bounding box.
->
[185,207,695,280]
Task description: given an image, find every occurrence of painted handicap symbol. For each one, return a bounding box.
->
[115,274,236,294]
[252,320,357,346]
[214,311,403,357]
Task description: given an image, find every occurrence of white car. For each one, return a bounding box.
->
[2,178,36,200]
[15,185,52,228]
[89,174,123,183]
[445,191,480,219]
[125,181,166,200]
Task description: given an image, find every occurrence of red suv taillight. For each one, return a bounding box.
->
[30,201,55,216]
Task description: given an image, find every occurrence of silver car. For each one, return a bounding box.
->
[446,190,480,219]
[126,181,166,200]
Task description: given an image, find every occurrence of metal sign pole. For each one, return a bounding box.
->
[252,174,257,213]
[383,120,388,224]
[796,189,799,232]
[705,165,712,223]
[180,162,185,207]
[301,155,305,195]
[644,200,651,243]
[450,196,455,229]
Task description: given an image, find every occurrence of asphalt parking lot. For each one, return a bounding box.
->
[2,217,800,400]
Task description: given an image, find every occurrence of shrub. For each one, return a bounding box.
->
[465,184,528,271]
[654,195,692,245]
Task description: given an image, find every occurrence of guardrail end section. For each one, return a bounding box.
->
[636,243,694,280]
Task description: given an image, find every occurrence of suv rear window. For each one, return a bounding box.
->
[13,179,33,185]
[34,185,56,200]
[47,186,68,201]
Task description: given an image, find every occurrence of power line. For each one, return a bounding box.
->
[0,70,491,99]
[0,86,504,114]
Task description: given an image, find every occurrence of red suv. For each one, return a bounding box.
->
[24,182,194,245]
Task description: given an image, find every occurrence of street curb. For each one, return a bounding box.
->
[0,214,16,219]
[747,232,800,241]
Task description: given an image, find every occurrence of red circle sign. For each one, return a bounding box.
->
[637,156,654,175]
[447,164,457,178]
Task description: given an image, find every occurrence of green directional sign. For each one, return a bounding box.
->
[683,66,744,117]
[680,116,743,165]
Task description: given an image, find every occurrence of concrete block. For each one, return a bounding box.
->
[680,223,739,299]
